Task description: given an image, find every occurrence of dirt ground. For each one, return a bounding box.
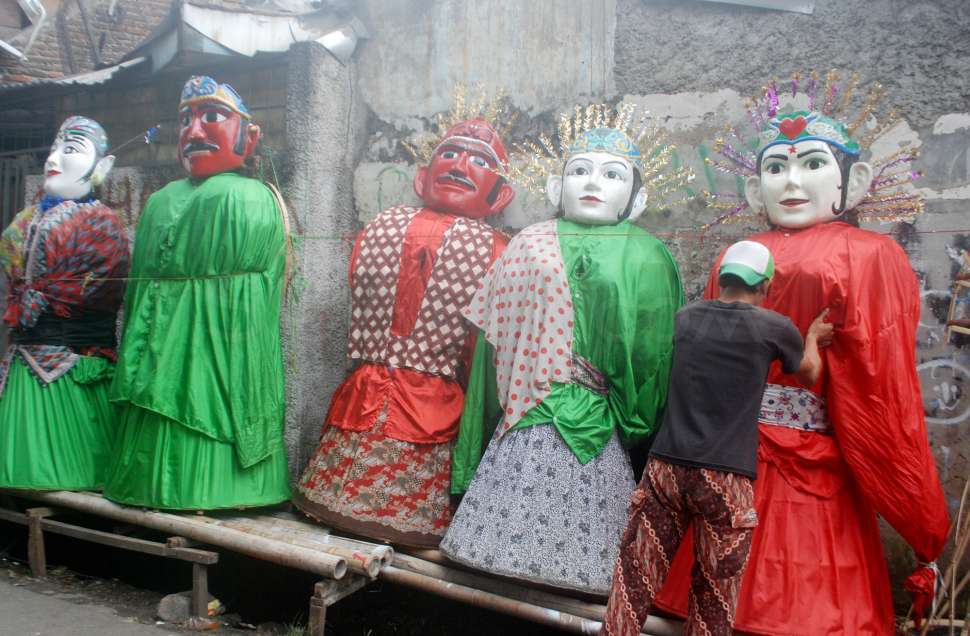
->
[0,555,257,634]
[0,517,566,636]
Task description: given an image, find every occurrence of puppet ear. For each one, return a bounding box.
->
[413,166,429,199]
[744,175,764,212]
[246,123,262,152]
[488,181,516,214]
[545,175,563,208]
[91,155,115,186]
[845,161,873,210]
[626,186,648,222]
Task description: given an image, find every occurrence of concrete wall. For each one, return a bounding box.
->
[342,0,970,603]
[610,0,970,600]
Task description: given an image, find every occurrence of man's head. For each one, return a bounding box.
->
[178,76,260,179]
[545,127,648,225]
[413,118,515,218]
[718,240,775,303]
[43,116,114,201]
[744,111,872,229]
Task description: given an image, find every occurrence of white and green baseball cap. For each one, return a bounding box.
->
[718,240,775,286]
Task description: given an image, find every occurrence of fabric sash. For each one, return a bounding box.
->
[759,383,831,434]
[11,312,116,348]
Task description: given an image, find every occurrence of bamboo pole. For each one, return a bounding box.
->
[393,552,609,621]
[214,511,395,567]
[381,566,681,636]
[12,491,347,580]
[190,514,386,577]
[381,566,601,634]
[390,553,683,635]
[921,478,970,635]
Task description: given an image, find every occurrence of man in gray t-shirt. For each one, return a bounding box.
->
[601,240,832,636]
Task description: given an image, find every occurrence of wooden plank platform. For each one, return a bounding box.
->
[0,490,683,635]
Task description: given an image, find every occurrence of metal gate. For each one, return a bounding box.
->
[0,156,28,230]
[0,156,31,351]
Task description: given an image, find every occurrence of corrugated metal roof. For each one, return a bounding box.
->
[0,56,147,93]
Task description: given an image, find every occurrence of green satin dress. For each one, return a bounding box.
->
[104,172,290,510]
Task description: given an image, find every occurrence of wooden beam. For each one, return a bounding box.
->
[25,507,54,578]
[308,574,371,636]
[31,517,218,565]
[0,507,27,526]
[192,563,209,618]
[12,491,347,580]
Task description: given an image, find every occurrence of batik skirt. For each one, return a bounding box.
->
[293,422,454,547]
[440,423,635,595]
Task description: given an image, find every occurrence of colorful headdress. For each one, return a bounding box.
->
[179,75,252,120]
[404,84,516,168]
[705,70,922,227]
[57,116,109,157]
[757,111,859,157]
[567,126,644,172]
[504,103,694,206]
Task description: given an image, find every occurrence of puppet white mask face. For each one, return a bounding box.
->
[546,152,647,225]
[43,130,113,201]
[745,139,872,229]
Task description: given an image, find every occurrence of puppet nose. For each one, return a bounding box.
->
[185,115,205,139]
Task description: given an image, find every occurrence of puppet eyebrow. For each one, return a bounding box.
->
[764,153,788,161]
[796,148,828,158]
[602,161,630,171]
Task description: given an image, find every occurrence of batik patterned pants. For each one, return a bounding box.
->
[601,458,757,636]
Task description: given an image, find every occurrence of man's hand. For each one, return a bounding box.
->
[795,308,833,387]
[807,308,834,347]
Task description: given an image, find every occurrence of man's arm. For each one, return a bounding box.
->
[794,308,833,386]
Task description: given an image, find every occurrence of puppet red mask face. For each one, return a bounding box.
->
[178,102,258,178]
[413,120,515,219]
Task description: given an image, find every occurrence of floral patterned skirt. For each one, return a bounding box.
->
[294,423,454,547]
[440,424,635,595]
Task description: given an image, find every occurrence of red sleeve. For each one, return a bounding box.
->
[826,236,950,562]
[348,230,364,288]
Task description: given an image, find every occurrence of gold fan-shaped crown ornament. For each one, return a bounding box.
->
[704,70,923,229]
[501,102,694,209]
[403,84,518,167]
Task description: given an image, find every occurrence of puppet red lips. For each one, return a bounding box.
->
[780,198,809,207]
[580,195,604,203]
[46,169,61,177]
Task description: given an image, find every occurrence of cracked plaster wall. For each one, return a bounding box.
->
[348,0,970,602]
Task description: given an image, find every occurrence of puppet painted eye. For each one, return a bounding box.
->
[203,110,227,123]
[605,169,624,180]
[765,162,785,175]
[806,158,826,170]
[180,113,191,127]
[470,155,489,168]
[440,150,459,160]
[570,166,589,176]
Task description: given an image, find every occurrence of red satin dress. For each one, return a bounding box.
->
[295,208,507,546]
[654,221,950,635]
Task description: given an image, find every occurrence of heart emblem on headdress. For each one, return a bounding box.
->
[778,116,808,140]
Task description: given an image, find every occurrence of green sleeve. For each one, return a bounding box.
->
[621,241,684,447]
[451,333,501,494]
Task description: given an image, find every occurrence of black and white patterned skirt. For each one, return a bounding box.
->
[440,423,635,595]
